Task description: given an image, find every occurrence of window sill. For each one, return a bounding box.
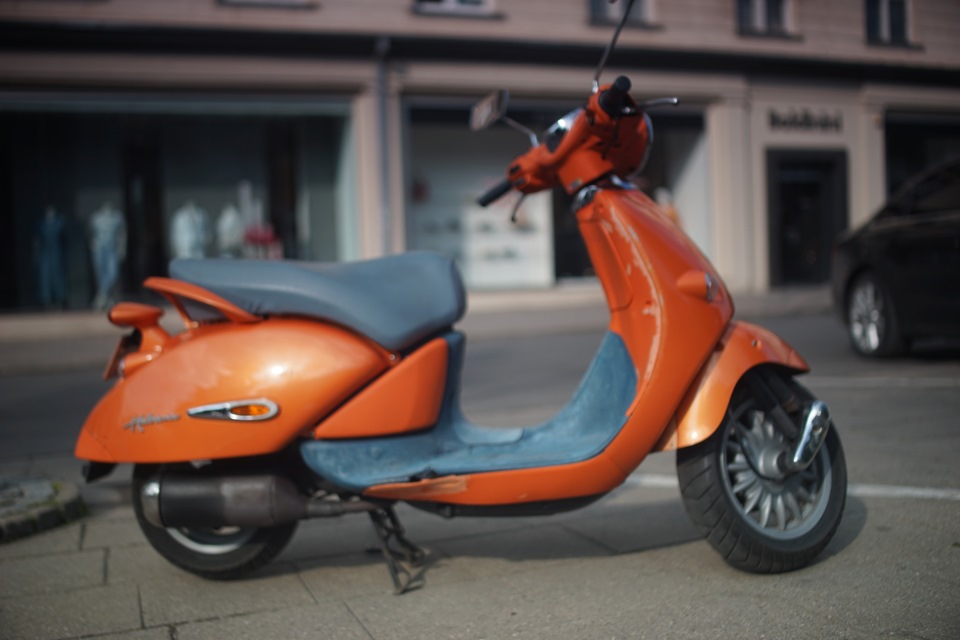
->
[219,0,319,8]
[866,38,924,51]
[411,6,505,20]
[737,28,803,42]
[589,17,663,31]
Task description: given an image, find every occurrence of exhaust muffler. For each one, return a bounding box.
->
[140,471,381,529]
[140,473,309,529]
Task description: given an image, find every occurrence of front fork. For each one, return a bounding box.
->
[744,369,831,477]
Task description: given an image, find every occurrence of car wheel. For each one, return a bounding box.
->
[846,271,905,357]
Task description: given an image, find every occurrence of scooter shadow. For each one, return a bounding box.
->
[280,494,867,589]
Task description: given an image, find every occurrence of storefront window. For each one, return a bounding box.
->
[0,103,350,311]
[404,105,709,287]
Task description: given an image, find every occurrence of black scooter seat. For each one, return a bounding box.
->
[169,252,467,352]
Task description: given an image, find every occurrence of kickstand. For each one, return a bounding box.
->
[367,507,428,594]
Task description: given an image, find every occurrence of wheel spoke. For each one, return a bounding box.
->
[742,485,763,514]
[732,474,757,494]
[784,491,803,522]
[759,493,773,528]
[774,495,788,531]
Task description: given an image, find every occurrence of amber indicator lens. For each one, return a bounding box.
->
[231,404,272,417]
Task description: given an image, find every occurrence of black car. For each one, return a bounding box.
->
[832,157,960,357]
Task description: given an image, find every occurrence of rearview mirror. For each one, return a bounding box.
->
[470,90,509,131]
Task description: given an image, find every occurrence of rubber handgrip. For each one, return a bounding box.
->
[598,75,632,117]
[477,179,513,207]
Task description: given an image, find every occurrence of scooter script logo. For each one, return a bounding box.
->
[122,413,180,433]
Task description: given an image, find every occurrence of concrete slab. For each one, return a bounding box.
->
[106,543,184,585]
[427,522,612,581]
[561,495,703,555]
[175,603,371,640]
[88,629,171,640]
[0,520,82,559]
[344,564,629,640]
[297,551,415,601]
[0,583,142,640]
[138,566,316,627]
[0,548,104,597]
[81,517,147,550]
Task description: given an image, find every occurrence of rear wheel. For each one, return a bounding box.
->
[132,465,298,580]
[677,370,847,573]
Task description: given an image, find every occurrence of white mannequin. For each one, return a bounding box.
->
[89,202,127,310]
[217,203,244,257]
[170,201,211,259]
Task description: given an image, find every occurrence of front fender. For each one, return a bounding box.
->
[654,321,809,451]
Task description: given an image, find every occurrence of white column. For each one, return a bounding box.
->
[706,95,757,294]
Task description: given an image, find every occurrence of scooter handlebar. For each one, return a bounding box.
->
[476,178,513,207]
[597,75,633,118]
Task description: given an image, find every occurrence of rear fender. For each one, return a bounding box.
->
[654,321,809,451]
[76,318,388,463]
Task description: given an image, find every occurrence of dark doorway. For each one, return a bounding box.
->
[122,118,165,286]
[767,149,848,285]
[266,120,299,259]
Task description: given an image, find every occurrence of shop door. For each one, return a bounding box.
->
[767,150,847,285]
[122,120,165,285]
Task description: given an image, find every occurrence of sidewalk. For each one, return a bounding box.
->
[11,284,955,640]
[0,281,832,376]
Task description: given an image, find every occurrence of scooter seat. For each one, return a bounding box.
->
[169,252,467,352]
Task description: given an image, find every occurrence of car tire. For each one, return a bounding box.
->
[846,271,906,357]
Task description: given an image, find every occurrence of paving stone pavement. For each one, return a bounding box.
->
[13,285,951,640]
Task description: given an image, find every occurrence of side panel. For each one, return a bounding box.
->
[313,337,448,439]
[654,320,810,451]
[76,318,387,463]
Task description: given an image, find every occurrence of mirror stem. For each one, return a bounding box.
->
[503,117,539,146]
[593,0,638,93]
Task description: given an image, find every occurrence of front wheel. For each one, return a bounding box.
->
[132,465,298,580]
[677,372,847,573]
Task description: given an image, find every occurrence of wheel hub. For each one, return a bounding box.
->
[721,400,831,539]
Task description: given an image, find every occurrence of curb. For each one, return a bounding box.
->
[0,477,86,543]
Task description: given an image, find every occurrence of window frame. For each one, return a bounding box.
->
[865,0,915,47]
[589,0,661,30]
[736,0,799,40]
[412,0,500,19]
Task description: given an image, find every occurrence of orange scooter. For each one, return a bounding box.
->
[76,0,846,593]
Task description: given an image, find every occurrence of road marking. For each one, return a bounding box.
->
[846,484,960,501]
[804,376,960,389]
[624,473,960,501]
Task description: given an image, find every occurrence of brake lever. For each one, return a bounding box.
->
[510,194,527,224]
[640,97,680,110]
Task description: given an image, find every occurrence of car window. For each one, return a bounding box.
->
[907,164,960,215]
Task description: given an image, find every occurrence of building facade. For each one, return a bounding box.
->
[1,0,958,310]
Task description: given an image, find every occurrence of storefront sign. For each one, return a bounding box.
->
[769,109,843,133]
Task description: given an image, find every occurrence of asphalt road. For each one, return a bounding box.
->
[1,312,959,639]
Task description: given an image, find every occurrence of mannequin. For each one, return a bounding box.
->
[170,201,211,259]
[35,205,67,308]
[89,201,127,310]
[217,203,244,257]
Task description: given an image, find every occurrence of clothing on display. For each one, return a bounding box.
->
[35,206,68,308]
[170,201,212,259]
[217,204,245,257]
[89,202,127,310]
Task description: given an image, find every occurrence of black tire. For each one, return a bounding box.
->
[677,372,847,573]
[846,271,905,357]
[132,465,298,580]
